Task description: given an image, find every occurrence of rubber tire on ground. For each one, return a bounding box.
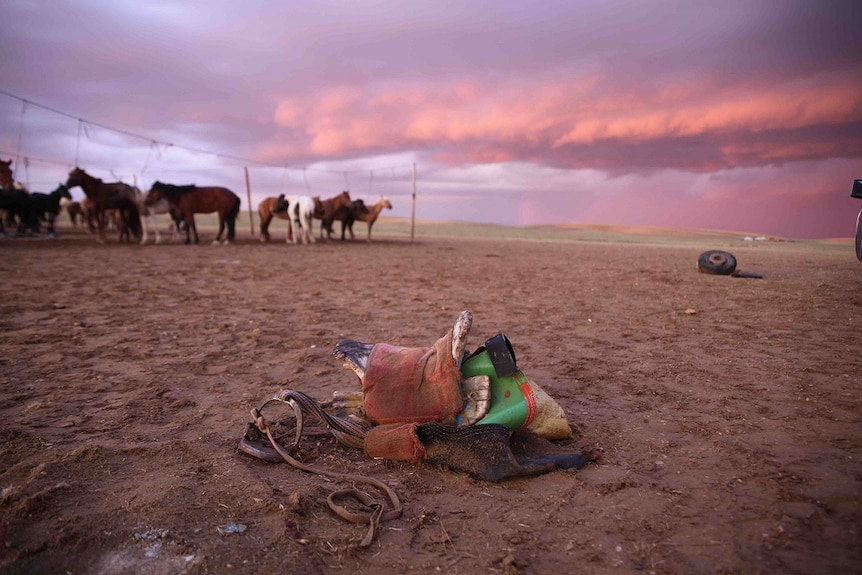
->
[855,208,862,262]
[698,250,737,275]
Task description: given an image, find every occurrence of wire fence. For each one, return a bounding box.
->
[0,89,417,212]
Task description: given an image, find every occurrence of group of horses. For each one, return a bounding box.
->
[257,190,392,244]
[0,159,73,236]
[1,159,393,245]
[61,168,240,245]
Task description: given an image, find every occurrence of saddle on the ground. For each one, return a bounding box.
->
[240,310,600,482]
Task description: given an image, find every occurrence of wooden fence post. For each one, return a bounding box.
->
[244,166,254,237]
[410,162,416,244]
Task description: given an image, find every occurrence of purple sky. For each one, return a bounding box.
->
[2,0,861,238]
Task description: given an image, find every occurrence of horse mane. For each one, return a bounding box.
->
[153,181,197,197]
[70,167,98,181]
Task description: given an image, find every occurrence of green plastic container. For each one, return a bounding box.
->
[460,350,536,430]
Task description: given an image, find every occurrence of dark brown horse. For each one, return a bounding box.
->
[0,186,37,235]
[62,199,85,228]
[65,167,142,243]
[312,190,352,240]
[144,181,240,244]
[28,184,73,236]
[0,159,13,189]
[0,158,21,233]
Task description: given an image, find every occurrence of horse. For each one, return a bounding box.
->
[124,186,184,245]
[60,198,85,228]
[312,191,352,240]
[138,197,185,245]
[27,184,73,236]
[77,197,98,233]
[258,195,293,243]
[70,196,128,236]
[0,184,38,235]
[326,199,370,241]
[341,196,393,242]
[0,159,27,234]
[0,159,13,189]
[65,167,142,243]
[144,181,240,245]
[280,194,316,244]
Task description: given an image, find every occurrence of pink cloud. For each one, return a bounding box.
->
[555,75,862,145]
[269,71,862,172]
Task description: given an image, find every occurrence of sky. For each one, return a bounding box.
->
[2,0,861,238]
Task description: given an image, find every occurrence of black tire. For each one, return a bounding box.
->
[855,208,862,262]
[698,250,737,275]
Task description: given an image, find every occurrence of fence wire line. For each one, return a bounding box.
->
[0,88,414,177]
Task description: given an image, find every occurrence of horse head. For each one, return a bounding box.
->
[0,159,12,188]
[65,167,92,188]
[144,182,164,206]
[56,184,73,201]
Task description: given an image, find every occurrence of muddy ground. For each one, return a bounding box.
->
[0,219,860,575]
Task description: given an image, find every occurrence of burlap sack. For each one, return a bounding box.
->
[522,376,573,440]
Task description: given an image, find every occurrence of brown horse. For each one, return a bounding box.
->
[258,195,293,243]
[145,181,240,244]
[61,198,85,228]
[65,167,142,243]
[312,190,352,240]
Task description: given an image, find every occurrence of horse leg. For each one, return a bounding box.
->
[214,216,225,245]
[227,215,236,243]
[184,214,196,244]
[152,213,162,244]
[290,205,301,244]
[319,217,334,241]
[307,214,316,244]
[96,209,106,243]
[340,218,349,241]
[291,218,301,244]
[260,213,271,242]
[324,217,335,241]
[140,212,150,245]
[168,207,183,243]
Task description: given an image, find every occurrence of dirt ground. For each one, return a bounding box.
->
[0,218,860,575]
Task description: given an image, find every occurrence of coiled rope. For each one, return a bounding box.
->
[249,390,402,547]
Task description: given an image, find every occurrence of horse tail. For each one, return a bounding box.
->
[228,194,241,221]
[128,203,143,240]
